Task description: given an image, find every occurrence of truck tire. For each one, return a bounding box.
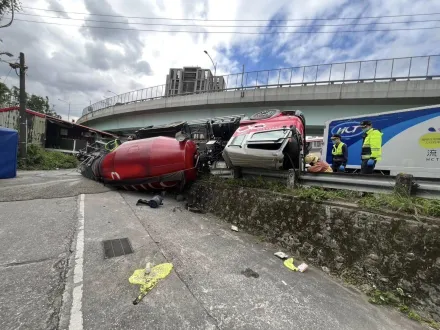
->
[283,135,301,170]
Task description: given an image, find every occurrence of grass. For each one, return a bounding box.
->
[368,289,439,329]
[18,144,78,170]
[201,176,440,218]
[359,193,440,218]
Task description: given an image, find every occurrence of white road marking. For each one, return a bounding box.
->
[69,194,85,330]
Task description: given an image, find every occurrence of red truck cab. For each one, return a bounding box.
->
[222,109,305,170]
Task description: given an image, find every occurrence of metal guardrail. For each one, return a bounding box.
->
[81,55,440,118]
[236,168,440,200]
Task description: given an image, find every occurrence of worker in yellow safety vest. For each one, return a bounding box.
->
[330,134,348,172]
[360,120,383,174]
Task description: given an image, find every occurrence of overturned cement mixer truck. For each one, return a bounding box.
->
[79,109,307,191]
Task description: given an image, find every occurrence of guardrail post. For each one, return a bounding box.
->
[426,56,431,76]
[301,66,305,84]
[314,65,319,85]
[342,63,347,82]
[233,167,242,179]
[286,169,297,189]
[394,173,415,197]
[390,59,394,79]
[328,64,332,83]
[373,60,378,81]
[408,58,412,80]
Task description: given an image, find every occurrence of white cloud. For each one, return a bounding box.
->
[0,0,439,121]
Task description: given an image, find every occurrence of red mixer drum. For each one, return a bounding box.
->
[96,136,198,190]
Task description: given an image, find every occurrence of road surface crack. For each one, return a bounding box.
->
[121,192,221,330]
[0,256,59,268]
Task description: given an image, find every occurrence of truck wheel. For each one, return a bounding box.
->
[283,135,300,169]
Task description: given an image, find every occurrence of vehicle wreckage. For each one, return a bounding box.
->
[79,109,308,190]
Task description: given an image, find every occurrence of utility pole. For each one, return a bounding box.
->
[17,53,27,158]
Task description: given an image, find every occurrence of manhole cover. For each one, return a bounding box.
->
[103,238,134,259]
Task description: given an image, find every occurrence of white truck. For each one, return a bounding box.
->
[322,105,440,178]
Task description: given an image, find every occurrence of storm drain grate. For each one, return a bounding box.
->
[103,238,134,259]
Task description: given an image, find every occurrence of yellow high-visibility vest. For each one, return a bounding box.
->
[332,142,345,156]
[361,129,383,161]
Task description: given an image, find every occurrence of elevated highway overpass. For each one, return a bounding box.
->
[77,55,440,136]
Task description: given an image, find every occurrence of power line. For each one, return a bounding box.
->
[15,12,440,28]
[22,6,440,22]
[11,18,440,34]
[2,67,12,84]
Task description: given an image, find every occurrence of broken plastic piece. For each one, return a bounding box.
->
[284,258,298,271]
[136,195,164,208]
[231,225,239,232]
[145,262,152,275]
[188,206,204,213]
[129,262,173,305]
[298,263,308,273]
[274,251,289,259]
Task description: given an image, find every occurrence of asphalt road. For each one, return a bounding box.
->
[0,170,425,330]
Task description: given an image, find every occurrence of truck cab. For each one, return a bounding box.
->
[222,109,306,170]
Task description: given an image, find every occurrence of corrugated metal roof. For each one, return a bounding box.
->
[0,106,117,138]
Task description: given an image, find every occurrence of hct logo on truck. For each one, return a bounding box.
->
[331,121,363,137]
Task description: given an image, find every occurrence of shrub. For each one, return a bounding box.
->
[19,145,78,170]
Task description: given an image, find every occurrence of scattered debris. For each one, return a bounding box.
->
[274,251,289,259]
[176,194,185,202]
[283,258,298,271]
[282,280,287,286]
[172,206,183,212]
[129,262,173,305]
[231,225,239,232]
[145,262,152,275]
[136,195,164,208]
[321,266,330,273]
[188,206,204,213]
[241,268,259,278]
[298,263,308,273]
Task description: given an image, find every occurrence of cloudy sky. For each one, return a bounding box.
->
[1,0,440,120]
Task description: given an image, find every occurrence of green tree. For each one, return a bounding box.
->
[1,82,63,118]
[10,85,19,105]
[27,94,50,114]
[0,0,21,28]
[0,0,21,16]
[0,82,11,106]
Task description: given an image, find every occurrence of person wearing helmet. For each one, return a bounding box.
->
[330,134,348,172]
[360,120,383,174]
[305,154,333,173]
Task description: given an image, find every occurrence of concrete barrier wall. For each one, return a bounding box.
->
[188,182,440,321]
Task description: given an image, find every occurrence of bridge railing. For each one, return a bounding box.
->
[82,55,440,117]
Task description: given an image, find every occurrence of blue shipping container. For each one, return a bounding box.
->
[0,127,18,179]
